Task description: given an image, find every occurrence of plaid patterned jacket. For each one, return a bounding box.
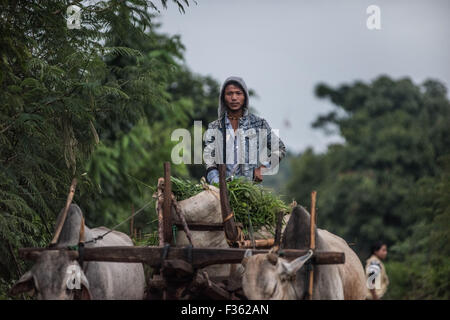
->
[204,110,286,184]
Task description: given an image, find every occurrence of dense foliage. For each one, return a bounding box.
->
[284,76,450,299]
[0,0,217,298]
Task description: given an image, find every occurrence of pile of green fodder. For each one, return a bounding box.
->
[171,176,290,235]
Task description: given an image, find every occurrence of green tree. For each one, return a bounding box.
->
[285,76,450,260]
[385,155,450,299]
[0,0,192,297]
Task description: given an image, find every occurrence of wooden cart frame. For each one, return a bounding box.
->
[17,162,345,300]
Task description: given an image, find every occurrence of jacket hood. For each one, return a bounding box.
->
[218,76,250,120]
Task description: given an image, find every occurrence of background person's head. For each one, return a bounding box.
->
[221,80,246,112]
[371,241,388,260]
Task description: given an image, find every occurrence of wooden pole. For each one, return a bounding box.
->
[274,210,284,248]
[130,204,134,238]
[50,178,77,246]
[78,215,85,244]
[191,271,231,300]
[156,178,165,246]
[171,194,194,246]
[19,247,345,267]
[163,162,173,244]
[218,164,239,242]
[238,238,275,248]
[308,190,317,300]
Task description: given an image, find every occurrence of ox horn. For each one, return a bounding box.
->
[281,249,314,276]
[266,246,280,265]
[267,253,278,265]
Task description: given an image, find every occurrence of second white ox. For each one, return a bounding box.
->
[241,205,366,300]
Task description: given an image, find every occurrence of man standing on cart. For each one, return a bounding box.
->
[204,76,286,184]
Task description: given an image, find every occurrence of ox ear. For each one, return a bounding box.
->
[9,271,36,296]
[242,249,253,267]
[280,250,314,276]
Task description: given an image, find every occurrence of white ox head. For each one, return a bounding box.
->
[241,248,313,300]
[10,250,91,300]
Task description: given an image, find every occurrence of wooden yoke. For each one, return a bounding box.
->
[162,162,173,245]
[19,247,345,267]
[218,164,239,243]
[308,190,317,300]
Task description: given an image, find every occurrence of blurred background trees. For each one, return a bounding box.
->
[281,76,450,299]
[0,1,448,299]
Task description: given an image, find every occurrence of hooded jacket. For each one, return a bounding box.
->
[204,76,286,184]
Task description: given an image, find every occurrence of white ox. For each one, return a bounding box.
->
[241,205,366,300]
[10,204,145,300]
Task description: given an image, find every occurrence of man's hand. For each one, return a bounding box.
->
[253,165,266,182]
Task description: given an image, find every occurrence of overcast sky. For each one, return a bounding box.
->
[156,0,450,154]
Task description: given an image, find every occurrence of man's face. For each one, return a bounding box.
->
[224,84,245,111]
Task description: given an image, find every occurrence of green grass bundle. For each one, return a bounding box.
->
[171,176,204,200]
[171,176,289,233]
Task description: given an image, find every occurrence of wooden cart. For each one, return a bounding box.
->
[18,162,345,300]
